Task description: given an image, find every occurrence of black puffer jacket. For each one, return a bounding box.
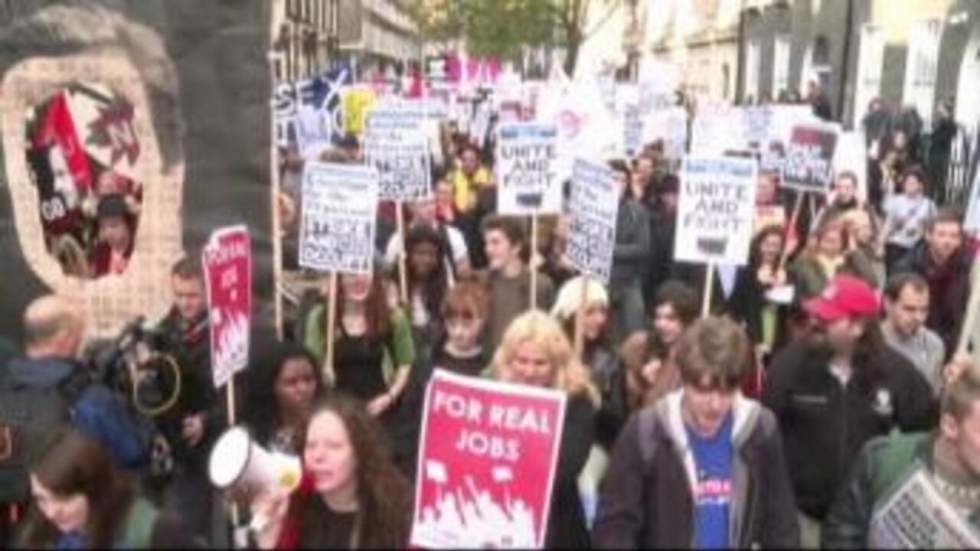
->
[763,340,938,519]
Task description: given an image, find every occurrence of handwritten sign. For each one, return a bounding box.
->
[675,156,758,266]
[782,123,839,192]
[411,370,567,549]
[495,122,561,216]
[565,159,619,283]
[299,162,378,273]
[202,226,251,389]
[364,106,431,200]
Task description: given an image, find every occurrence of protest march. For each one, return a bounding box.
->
[2,1,980,550]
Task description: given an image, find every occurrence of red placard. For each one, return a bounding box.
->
[411,369,567,549]
[202,225,251,389]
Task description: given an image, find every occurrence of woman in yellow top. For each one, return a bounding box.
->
[450,144,492,213]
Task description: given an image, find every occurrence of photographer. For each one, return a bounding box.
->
[150,256,229,545]
[0,295,150,545]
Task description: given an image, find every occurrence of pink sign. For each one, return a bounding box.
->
[411,370,566,549]
[202,225,252,389]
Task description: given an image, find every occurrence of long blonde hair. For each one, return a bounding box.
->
[489,311,599,406]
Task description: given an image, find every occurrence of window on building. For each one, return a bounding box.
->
[902,18,942,128]
[745,39,760,103]
[773,35,791,99]
[853,23,885,126]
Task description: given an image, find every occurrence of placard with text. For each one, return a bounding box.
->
[202,225,251,389]
[495,122,561,216]
[675,156,758,266]
[411,370,567,549]
[565,158,619,283]
[298,162,378,274]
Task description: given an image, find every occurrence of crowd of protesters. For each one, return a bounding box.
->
[0,86,979,550]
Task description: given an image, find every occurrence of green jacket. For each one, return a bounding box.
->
[303,304,414,386]
[823,432,980,548]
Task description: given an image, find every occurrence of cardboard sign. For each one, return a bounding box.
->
[782,123,839,192]
[202,226,252,389]
[364,106,431,201]
[691,106,743,155]
[675,156,759,266]
[298,162,378,273]
[622,105,643,157]
[411,370,567,549]
[272,66,351,154]
[495,122,561,216]
[565,158,619,283]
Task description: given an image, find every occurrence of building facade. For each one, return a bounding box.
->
[271,0,420,81]
[739,0,979,130]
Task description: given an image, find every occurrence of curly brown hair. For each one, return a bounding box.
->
[288,393,411,548]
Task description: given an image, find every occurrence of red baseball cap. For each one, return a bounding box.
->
[804,275,880,322]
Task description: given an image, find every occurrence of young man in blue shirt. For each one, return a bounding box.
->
[594,316,799,548]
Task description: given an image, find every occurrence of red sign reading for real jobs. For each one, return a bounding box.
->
[411,369,567,549]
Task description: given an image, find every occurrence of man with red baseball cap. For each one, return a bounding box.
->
[763,275,937,548]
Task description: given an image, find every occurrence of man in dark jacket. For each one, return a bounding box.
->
[608,160,652,341]
[6,295,149,466]
[764,275,937,547]
[894,209,974,358]
[823,360,980,547]
[594,317,799,549]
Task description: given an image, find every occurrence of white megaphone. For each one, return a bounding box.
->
[208,426,302,494]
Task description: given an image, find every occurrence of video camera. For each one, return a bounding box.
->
[83,317,183,417]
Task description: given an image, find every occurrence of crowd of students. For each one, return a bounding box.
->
[0,99,979,549]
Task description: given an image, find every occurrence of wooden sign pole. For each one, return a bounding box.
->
[778,192,806,271]
[396,202,409,304]
[323,272,338,386]
[530,214,539,310]
[573,275,590,362]
[701,262,716,318]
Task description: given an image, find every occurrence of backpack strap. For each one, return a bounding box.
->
[437,224,458,278]
[118,497,159,549]
[870,433,926,500]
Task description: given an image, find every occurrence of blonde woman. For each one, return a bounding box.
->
[489,311,598,549]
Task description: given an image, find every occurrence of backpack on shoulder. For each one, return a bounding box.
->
[0,368,90,504]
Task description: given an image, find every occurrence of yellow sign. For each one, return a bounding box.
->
[343,87,376,136]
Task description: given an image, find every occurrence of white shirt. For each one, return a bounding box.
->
[384,223,470,271]
[884,194,937,248]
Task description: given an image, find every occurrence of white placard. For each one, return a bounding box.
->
[675,156,759,266]
[364,106,431,201]
[565,158,620,283]
[869,468,980,548]
[495,122,562,216]
[299,162,379,273]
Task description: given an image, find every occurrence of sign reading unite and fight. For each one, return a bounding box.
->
[565,158,619,283]
[495,122,561,216]
[411,370,567,549]
[675,156,758,266]
[364,105,432,201]
[202,226,252,389]
[299,162,378,274]
[782,123,839,192]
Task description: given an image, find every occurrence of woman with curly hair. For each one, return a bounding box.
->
[488,311,598,548]
[251,394,411,549]
[243,341,325,454]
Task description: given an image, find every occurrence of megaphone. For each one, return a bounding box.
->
[208,426,302,495]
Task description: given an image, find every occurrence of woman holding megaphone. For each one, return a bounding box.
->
[248,394,411,549]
